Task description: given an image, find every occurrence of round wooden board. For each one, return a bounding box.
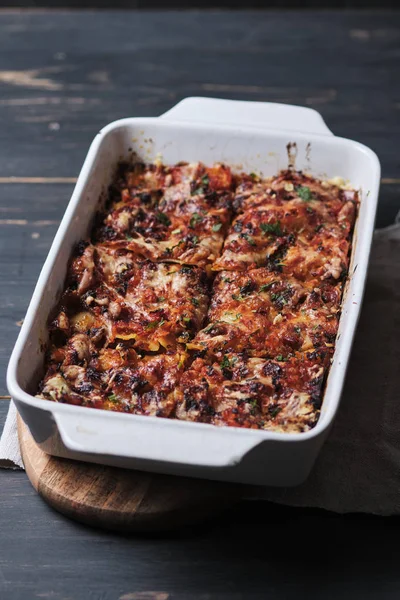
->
[17,416,243,533]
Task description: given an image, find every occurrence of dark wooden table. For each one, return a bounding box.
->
[0,9,399,599]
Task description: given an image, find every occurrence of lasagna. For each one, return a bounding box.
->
[37,162,358,433]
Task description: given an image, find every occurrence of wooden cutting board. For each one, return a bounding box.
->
[17,415,245,532]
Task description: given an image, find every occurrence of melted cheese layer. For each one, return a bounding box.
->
[38,163,358,433]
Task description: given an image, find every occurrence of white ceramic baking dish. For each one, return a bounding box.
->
[7,97,380,487]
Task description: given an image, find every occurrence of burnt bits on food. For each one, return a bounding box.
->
[37,162,358,433]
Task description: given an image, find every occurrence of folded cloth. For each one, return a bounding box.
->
[0,401,23,469]
[1,215,399,513]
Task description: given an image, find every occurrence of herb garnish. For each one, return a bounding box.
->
[296,186,314,202]
[146,318,165,330]
[270,292,287,305]
[248,398,258,409]
[156,211,171,226]
[221,355,237,370]
[191,298,200,307]
[192,174,210,196]
[275,354,288,362]
[189,212,203,228]
[212,222,222,232]
[269,406,281,418]
[242,233,256,246]
[108,393,119,402]
[239,281,255,296]
[260,221,283,236]
[259,282,275,293]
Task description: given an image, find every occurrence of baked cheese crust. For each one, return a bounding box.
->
[37,162,358,433]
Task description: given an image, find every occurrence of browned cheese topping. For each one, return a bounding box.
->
[37,163,358,432]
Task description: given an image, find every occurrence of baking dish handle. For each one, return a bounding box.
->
[53,412,263,468]
[161,96,333,136]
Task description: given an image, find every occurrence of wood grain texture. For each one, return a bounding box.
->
[1,468,400,600]
[17,415,242,532]
[0,10,398,184]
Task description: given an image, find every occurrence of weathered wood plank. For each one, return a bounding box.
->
[0,11,398,178]
[0,470,400,600]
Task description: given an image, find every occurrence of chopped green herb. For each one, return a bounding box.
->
[158,296,166,302]
[239,281,255,296]
[270,292,287,305]
[296,186,314,201]
[203,323,215,334]
[275,354,288,362]
[242,233,256,246]
[183,316,191,324]
[259,282,275,293]
[221,276,232,283]
[221,355,237,370]
[191,297,200,307]
[191,175,209,196]
[248,398,258,409]
[189,212,203,228]
[212,222,223,232]
[250,172,258,181]
[146,318,165,330]
[108,393,119,403]
[126,235,133,241]
[156,211,171,226]
[306,206,314,214]
[269,406,281,418]
[231,293,243,301]
[171,228,181,235]
[191,235,199,245]
[315,224,324,233]
[260,221,283,236]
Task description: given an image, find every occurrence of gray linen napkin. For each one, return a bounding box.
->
[1,215,399,513]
